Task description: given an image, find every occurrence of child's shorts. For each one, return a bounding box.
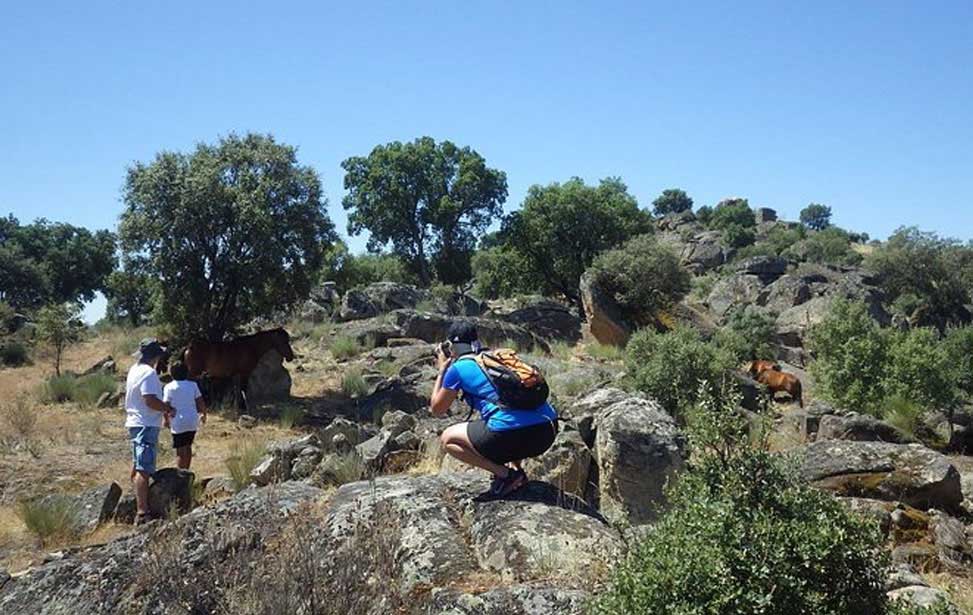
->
[172,430,197,449]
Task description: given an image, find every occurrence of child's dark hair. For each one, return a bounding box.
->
[169,361,189,381]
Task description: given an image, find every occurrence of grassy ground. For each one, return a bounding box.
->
[0,331,299,571]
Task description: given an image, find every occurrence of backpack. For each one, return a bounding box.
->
[462,348,550,410]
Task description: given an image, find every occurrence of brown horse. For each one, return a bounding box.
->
[755,368,804,407]
[746,360,781,377]
[184,327,295,392]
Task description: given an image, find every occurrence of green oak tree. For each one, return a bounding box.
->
[800,203,833,231]
[501,177,653,306]
[341,137,507,287]
[118,133,336,341]
[651,188,694,216]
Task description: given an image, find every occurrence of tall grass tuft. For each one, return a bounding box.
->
[587,342,625,362]
[341,367,369,398]
[547,340,574,361]
[0,341,30,367]
[883,395,924,438]
[225,439,267,491]
[278,404,304,430]
[40,373,117,408]
[330,335,362,361]
[16,497,83,546]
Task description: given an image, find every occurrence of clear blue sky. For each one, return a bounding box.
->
[2,1,972,319]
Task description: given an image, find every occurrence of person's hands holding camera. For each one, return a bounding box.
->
[436,342,451,373]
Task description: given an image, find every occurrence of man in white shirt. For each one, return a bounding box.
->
[125,338,172,525]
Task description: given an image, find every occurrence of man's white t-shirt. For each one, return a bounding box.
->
[163,380,202,434]
[125,363,164,428]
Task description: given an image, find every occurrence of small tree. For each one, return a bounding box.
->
[944,326,973,400]
[651,188,694,216]
[36,304,81,376]
[715,308,778,362]
[710,198,756,248]
[800,203,833,231]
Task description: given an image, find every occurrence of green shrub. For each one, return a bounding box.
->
[689,272,718,302]
[626,326,735,416]
[714,308,778,362]
[944,325,973,399]
[595,388,889,615]
[587,234,691,327]
[330,335,362,361]
[470,245,538,300]
[341,367,369,398]
[73,373,117,408]
[883,327,957,410]
[0,341,29,366]
[809,299,891,413]
[883,395,924,437]
[546,340,574,361]
[793,226,862,265]
[695,205,713,225]
[722,223,756,248]
[708,198,756,248]
[42,374,78,403]
[225,440,267,492]
[16,497,83,546]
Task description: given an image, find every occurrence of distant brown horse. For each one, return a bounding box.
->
[184,328,295,406]
[755,368,804,407]
[746,360,781,377]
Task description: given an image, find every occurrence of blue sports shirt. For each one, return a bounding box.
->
[442,355,557,432]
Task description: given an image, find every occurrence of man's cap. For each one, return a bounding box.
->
[447,321,478,344]
[132,338,166,361]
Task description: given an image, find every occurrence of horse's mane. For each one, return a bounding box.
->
[190,327,287,345]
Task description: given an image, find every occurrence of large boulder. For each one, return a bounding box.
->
[680,231,729,273]
[522,429,592,498]
[362,282,428,313]
[246,350,291,402]
[794,440,963,510]
[581,388,687,524]
[300,281,340,322]
[816,412,914,444]
[706,273,766,320]
[336,287,380,321]
[391,310,548,353]
[579,271,632,347]
[734,255,787,281]
[758,274,812,314]
[147,468,195,517]
[490,298,582,343]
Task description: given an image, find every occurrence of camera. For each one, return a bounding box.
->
[438,340,452,358]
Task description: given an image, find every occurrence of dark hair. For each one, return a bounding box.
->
[169,361,189,381]
[447,321,479,344]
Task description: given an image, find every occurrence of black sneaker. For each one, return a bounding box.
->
[489,469,528,498]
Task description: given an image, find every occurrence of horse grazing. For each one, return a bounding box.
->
[755,368,804,407]
[746,360,781,377]
[184,328,295,406]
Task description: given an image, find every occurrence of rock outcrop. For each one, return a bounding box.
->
[246,349,291,401]
[579,271,632,347]
[794,440,963,510]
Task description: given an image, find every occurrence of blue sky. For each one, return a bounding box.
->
[2,1,972,319]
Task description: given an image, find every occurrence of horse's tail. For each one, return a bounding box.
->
[794,379,804,408]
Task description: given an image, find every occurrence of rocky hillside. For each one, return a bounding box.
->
[1,226,972,613]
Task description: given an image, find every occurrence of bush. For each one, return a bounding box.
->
[883,327,957,410]
[809,299,890,413]
[722,223,756,248]
[793,226,862,266]
[17,497,83,546]
[800,203,833,231]
[73,373,117,408]
[41,373,117,408]
[709,198,755,230]
[944,326,973,399]
[883,395,924,437]
[586,342,625,362]
[587,234,691,328]
[695,205,713,225]
[470,245,537,300]
[0,341,29,366]
[224,439,267,491]
[595,388,890,615]
[626,326,735,416]
[810,299,959,415]
[278,404,304,430]
[714,308,778,362]
[329,335,362,361]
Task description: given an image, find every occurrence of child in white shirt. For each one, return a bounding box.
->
[163,361,207,470]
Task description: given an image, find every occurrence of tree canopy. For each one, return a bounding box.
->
[651,188,694,216]
[118,133,336,341]
[0,215,116,310]
[500,177,653,306]
[341,137,507,287]
[800,203,833,231]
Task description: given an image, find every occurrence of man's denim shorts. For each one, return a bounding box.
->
[129,426,160,475]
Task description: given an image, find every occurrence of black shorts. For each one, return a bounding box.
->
[172,431,196,449]
[467,419,558,464]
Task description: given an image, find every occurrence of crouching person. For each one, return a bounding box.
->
[125,338,172,525]
[164,361,207,470]
[430,322,558,497]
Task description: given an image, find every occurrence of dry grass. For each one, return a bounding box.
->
[585,342,625,362]
[923,572,973,614]
[408,438,444,476]
[225,438,268,491]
